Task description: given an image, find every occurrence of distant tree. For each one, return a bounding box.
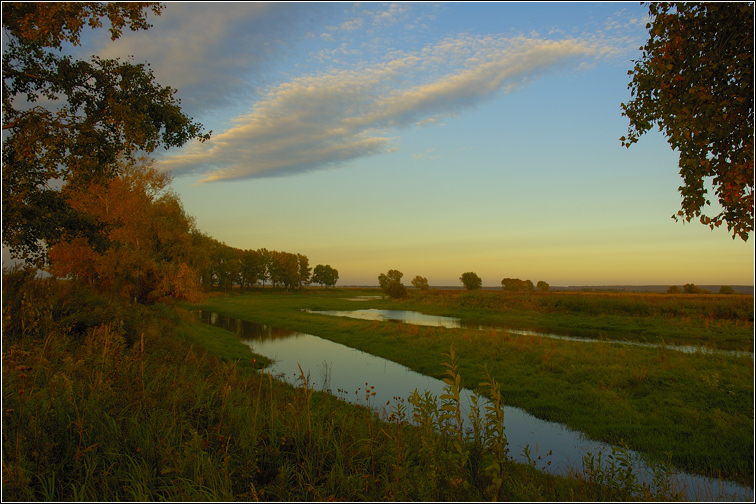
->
[620,2,754,241]
[460,272,482,290]
[269,251,298,290]
[297,253,311,290]
[378,269,403,292]
[239,249,263,291]
[683,283,704,294]
[536,280,550,292]
[411,275,429,291]
[257,248,271,288]
[719,285,736,295]
[2,3,211,265]
[312,264,338,289]
[386,281,407,299]
[667,285,681,294]
[379,269,406,298]
[501,278,531,292]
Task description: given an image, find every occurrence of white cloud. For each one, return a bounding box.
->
[93,3,339,116]
[159,33,614,183]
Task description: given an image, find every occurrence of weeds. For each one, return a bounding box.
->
[2,274,746,501]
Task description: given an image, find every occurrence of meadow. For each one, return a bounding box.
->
[3,271,753,500]
[189,287,754,488]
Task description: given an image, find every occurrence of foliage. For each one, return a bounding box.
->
[719,285,735,295]
[666,285,681,294]
[411,275,430,290]
[311,264,339,289]
[2,278,692,501]
[47,157,204,303]
[501,277,534,292]
[297,253,311,290]
[536,280,550,292]
[379,269,406,298]
[621,2,754,241]
[2,2,211,265]
[460,272,482,290]
[683,283,710,294]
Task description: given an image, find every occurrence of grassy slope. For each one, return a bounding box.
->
[186,288,754,486]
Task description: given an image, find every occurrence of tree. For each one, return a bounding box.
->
[378,269,406,298]
[620,3,754,241]
[719,285,735,295]
[2,2,211,265]
[378,269,403,292]
[47,158,202,303]
[501,278,531,292]
[411,275,430,291]
[683,283,704,294]
[460,272,482,291]
[666,285,681,294]
[297,253,311,290]
[536,280,550,292]
[312,264,338,289]
[257,248,271,288]
[239,249,263,291]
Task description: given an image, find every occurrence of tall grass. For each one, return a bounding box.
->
[0,272,732,500]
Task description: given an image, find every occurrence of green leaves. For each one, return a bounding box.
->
[621,2,753,241]
[2,3,210,264]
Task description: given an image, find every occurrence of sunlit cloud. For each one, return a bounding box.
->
[159,33,621,183]
[95,3,338,116]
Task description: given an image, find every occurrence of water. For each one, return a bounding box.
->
[308,308,754,357]
[195,310,754,501]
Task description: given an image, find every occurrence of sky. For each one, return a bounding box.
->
[5,2,755,287]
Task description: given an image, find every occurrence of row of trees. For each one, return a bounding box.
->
[46,158,338,302]
[667,284,737,295]
[378,270,551,298]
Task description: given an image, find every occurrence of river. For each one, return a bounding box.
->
[194,309,754,501]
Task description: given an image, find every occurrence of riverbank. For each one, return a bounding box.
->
[4,275,703,501]
[187,288,754,488]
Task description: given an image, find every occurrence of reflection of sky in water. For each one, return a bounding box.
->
[306,309,753,358]
[195,310,753,501]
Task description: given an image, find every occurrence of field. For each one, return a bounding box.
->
[189,287,754,487]
[3,273,753,501]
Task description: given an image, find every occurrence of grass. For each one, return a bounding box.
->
[2,273,751,500]
[187,287,754,487]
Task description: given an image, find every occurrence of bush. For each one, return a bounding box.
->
[386,280,407,299]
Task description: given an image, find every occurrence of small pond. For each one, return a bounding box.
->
[307,308,754,357]
[195,310,753,501]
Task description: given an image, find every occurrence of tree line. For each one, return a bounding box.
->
[44,158,338,303]
[378,270,551,298]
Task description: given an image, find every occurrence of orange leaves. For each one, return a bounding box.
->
[48,157,202,303]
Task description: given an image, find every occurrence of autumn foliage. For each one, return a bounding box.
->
[48,158,204,303]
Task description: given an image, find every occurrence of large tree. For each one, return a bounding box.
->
[460,272,482,291]
[620,2,753,241]
[48,158,202,303]
[2,2,210,265]
[312,264,339,289]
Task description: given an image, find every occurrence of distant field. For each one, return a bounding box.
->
[342,285,755,294]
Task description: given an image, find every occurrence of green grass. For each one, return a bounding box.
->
[3,275,751,500]
[186,287,754,486]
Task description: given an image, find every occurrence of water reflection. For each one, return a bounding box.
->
[306,308,754,357]
[194,310,753,501]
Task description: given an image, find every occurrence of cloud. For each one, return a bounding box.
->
[94,3,339,116]
[159,34,615,183]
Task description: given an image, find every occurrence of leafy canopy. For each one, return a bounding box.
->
[2,2,211,264]
[620,2,753,241]
[460,272,482,291]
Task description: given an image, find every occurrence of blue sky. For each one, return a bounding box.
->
[7,2,754,287]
